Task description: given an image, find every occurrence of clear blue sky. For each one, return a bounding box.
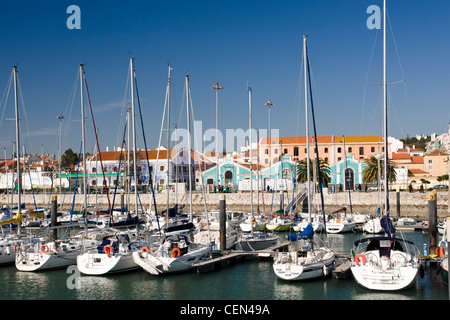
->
[1,0,449,157]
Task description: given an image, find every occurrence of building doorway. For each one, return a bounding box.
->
[344,168,354,191]
[224,170,233,187]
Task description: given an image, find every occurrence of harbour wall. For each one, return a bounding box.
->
[1,190,449,220]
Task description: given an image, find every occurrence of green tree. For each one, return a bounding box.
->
[362,155,397,184]
[61,148,79,169]
[296,158,331,187]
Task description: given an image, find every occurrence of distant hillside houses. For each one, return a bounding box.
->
[427,123,450,153]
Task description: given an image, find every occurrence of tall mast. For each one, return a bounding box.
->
[383,0,389,217]
[248,87,253,217]
[79,64,87,215]
[166,65,172,216]
[130,58,139,214]
[303,35,311,222]
[13,66,21,236]
[186,74,193,220]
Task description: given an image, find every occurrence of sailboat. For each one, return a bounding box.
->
[133,71,211,275]
[16,65,105,272]
[350,0,421,291]
[273,35,336,281]
[0,66,44,266]
[76,58,147,275]
[362,215,383,234]
[326,138,356,234]
[235,87,279,252]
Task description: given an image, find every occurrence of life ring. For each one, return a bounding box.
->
[104,244,113,257]
[141,246,149,253]
[354,254,367,265]
[41,245,49,254]
[171,248,181,258]
[436,246,444,258]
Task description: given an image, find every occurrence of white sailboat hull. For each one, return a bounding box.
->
[326,219,355,234]
[77,252,139,275]
[0,236,42,266]
[132,245,211,275]
[351,251,419,291]
[294,221,323,233]
[16,250,78,271]
[15,240,98,272]
[273,248,336,281]
[363,218,383,234]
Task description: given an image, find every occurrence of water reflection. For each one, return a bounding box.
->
[13,270,51,299]
[76,275,119,300]
[352,291,414,300]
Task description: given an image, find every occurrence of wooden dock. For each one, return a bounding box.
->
[192,242,290,273]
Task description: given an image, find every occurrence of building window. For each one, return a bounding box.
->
[371,147,375,152]
[160,165,165,172]
[274,149,278,154]
[359,147,364,156]
[113,166,118,173]
[337,147,341,153]
[284,148,288,154]
[325,158,328,164]
[265,149,268,155]
[338,157,342,161]
[92,167,97,173]
[324,147,328,153]
[265,159,268,164]
[294,147,299,156]
[348,147,352,153]
[160,179,164,185]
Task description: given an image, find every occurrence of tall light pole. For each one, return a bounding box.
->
[265,99,275,192]
[211,82,223,189]
[57,113,64,198]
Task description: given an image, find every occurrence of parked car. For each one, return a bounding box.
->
[428,185,449,191]
[109,187,125,194]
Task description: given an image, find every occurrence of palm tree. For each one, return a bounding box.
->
[296,158,331,187]
[362,155,397,184]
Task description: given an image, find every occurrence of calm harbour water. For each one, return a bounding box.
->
[0,231,448,303]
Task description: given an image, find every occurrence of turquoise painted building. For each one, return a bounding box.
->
[201,156,297,191]
[329,155,366,190]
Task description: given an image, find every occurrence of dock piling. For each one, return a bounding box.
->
[51,194,58,241]
[220,195,226,251]
[428,191,437,254]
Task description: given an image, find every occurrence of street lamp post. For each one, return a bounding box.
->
[57,113,65,198]
[264,99,275,192]
[211,82,223,190]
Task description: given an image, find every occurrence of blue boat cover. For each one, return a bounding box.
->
[380,216,395,237]
[286,223,314,242]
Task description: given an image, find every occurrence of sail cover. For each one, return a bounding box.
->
[287,223,314,241]
[380,215,395,237]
